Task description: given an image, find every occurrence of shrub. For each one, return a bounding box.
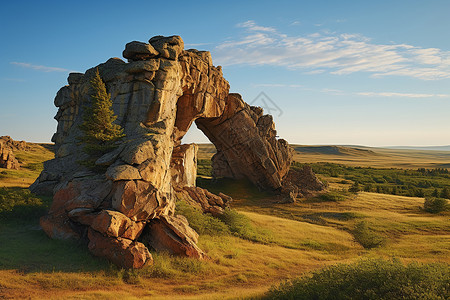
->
[0,187,48,220]
[175,201,229,235]
[348,181,361,193]
[218,209,272,243]
[318,190,348,202]
[264,258,450,300]
[424,197,448,214]
[352,221,385,249]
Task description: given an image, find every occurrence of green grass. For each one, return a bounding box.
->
[175,201,273,244]
[292,162,450,199]
[264,258,450,300]
[352,221,386,249]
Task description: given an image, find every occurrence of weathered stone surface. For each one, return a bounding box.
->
[33,35,323,268]
[0,136,22,170]
[90,210,145,240]
[171,143,197,187]
[88,228,152,269]
[174,186,230,216]
[111,180,166,221]
[283,165,326,197]
[123,41,159,61]
[149,35,184,60]
[106,164,142,181]
[141,215,205,259]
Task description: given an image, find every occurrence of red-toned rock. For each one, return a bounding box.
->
[141,215,205,259]
[40,212,81,240]
[90,210,145,240]
[88,228,152,269]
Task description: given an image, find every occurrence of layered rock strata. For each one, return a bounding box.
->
[31,35,323,268]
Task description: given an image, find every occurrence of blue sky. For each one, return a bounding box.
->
[1,0,449,146]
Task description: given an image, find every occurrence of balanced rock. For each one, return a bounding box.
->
[31,35,324,269]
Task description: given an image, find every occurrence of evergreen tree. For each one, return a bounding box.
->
[79,68,124,169]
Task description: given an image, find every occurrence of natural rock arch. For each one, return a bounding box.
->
[31,35,323,268]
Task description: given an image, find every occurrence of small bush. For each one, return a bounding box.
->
[348,182,361,193]
[353,221,385,249]
[318,190,347,202]
[175,201,229,235]
[218,209,273,244]
[424,197,448,214]
[265,258,450,300]
[0,187,49,220]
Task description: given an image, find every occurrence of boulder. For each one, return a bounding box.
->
[123,41,159,61]
[141,215,205,259]
[88,228,152,269]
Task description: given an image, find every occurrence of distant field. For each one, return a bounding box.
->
[197,143,450,169]
[292,145,450,169]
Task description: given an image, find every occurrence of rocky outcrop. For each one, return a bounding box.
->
[0,136,22,170]
[31,35,323,269]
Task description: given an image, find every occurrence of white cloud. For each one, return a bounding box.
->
[213,21,450,80]
[252,83,303,88]
[237,20,276,32]
[357,92,450,98]
[10,62,73,73]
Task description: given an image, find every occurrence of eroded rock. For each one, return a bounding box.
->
[32,35,323,268]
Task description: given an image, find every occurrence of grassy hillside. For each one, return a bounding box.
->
[0,143,54,188]
[0,143,449,299]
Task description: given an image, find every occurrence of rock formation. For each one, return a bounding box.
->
[0,136,23,170]
[31,35,324,269]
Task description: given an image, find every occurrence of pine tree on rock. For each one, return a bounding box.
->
[79,68,124,169]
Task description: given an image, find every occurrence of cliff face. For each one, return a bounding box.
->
[30,35,318,268]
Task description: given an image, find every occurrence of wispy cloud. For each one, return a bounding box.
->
[213,21,450,80]
[237,20,276,32]
[357,92,450,98]
[252,83,303,88]
[10,62,73,73]
[185,43,212,48]
[251,83,450,98]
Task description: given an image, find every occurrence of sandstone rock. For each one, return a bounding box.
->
[90,210,145,240]
[32,34,321,268]
[123,41,159,61]
[88,228,152,269]
[141,215,204,259]
[106,164,142,181]
[170,143,197,187]
[120,139,155,165]
[149,35,184,60]
[111,180,161,221]
[40,212,81,240]
[174,186,230,216]
[282,165,326,197]
[0,137,21,170]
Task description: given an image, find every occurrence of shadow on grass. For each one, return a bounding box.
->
[0,188,108,273]
[196,176,276,205]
